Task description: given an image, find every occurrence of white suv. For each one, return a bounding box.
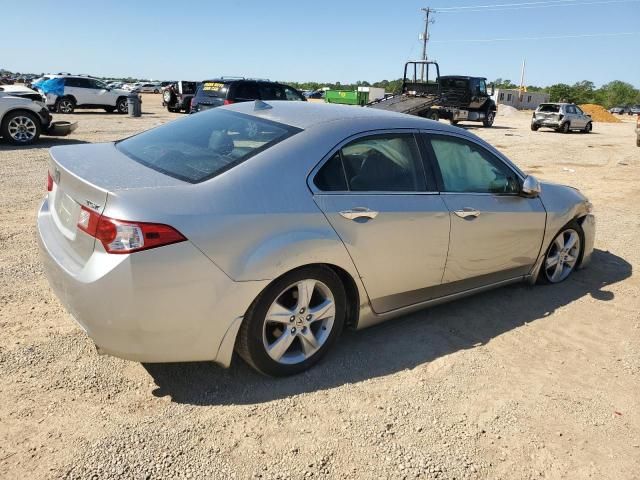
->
[33,75,131,114]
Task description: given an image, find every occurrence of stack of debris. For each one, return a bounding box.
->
[579,104,621,123]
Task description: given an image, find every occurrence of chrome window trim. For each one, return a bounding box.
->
[307,128,438,196]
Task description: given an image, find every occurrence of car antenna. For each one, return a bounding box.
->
[254,100,272,111]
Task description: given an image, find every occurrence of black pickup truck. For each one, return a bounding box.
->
[368,61,497,127]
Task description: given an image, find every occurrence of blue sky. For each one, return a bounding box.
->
[3,0,639,87]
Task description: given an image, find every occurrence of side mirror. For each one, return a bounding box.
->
[521,175,541,197]
[489,83,495,96]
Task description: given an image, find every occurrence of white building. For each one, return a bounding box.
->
[492,88,550,110]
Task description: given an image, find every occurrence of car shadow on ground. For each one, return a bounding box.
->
[0,137,90,151]
[144,249,631,406]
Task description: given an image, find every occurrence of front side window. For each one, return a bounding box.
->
[428,135,519,194]
[314,134,426,192]
[259,84,286,101]
[116,109,300,183]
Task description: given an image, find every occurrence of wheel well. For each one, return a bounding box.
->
[322,264,360,329]
[58,95,76,104]
[1,108,40,129]
[248,263,361,330]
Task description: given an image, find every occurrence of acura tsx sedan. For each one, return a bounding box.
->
[37,101,595,376]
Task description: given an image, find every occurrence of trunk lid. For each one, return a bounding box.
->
[47,143,185,264]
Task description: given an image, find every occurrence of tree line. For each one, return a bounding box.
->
[286,78,640,108]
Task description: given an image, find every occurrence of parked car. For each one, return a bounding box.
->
[609,106,629,114]
[137,83,162,93]
[190,79,305,113]
[37,102,595,376]
[107,82,124,89]
[33,75,132,114]
[304,89,326,100]
[162,81,198,113]
[0,85,76,145]
[629,105,640,115]
[531,103,593,133]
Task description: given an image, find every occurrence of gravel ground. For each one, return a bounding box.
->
[0,96,638,479]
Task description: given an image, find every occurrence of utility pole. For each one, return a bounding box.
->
[419,7,433,81]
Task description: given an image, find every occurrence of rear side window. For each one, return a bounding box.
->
[538,104,560,113]
[313,134,427,192]
[233,82,259,101]
[314,153,347,191]
[116,109,301,183]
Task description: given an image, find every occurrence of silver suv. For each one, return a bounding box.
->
[531,103,593,134]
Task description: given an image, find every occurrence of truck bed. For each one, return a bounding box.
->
[367,94,439,115]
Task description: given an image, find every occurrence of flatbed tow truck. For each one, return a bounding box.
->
[368,60,497,127]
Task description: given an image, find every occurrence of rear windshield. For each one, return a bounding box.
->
[538,104,560,113]
[180,81,197,94]
[197,81,230,98]
[116,109,300,183]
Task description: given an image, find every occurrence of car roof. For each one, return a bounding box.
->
[222,100,464,132]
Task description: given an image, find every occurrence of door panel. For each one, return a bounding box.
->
[423,132,546,288]
[440,194,546,283]
[314,194,450,313]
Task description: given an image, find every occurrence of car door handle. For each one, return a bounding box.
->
[339,207,379,220]
[453,207,481,219]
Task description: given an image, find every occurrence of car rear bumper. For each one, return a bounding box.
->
[533,120,562,128]
[37,198,268,365]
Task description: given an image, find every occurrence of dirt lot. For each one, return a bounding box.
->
[0,95,638,480]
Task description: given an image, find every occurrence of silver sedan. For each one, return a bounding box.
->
[37,101,595,376]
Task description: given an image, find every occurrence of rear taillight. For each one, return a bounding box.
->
[223,99,234,105]
[77,206,186,254]
[47,171,53,192]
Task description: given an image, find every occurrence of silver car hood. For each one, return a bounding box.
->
[49,142,185,192]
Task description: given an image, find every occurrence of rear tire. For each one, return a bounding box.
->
[531,123,539,131]
[483,110,495,127]
[236,266,346,376]
[55,97,75,114]
[450,119,459,126]
[116,97,128,114]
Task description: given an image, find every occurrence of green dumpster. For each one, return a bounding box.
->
[324,87,386,106]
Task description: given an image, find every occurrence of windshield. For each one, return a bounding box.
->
[116,109,300,183]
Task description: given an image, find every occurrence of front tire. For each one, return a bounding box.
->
[538,221,584,284]
[582,122,592,133]
[561,122,571,134]
[1,111,41,145]
[116,97,128,114]
[236,266,346,376]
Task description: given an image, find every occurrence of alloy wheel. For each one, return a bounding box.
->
[7,115,37,143]
[262,279,336,365]
[544,228,581,283]
[58,99,73,113]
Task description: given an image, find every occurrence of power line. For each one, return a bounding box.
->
[434,0,639,12]
[431,31,640,42]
